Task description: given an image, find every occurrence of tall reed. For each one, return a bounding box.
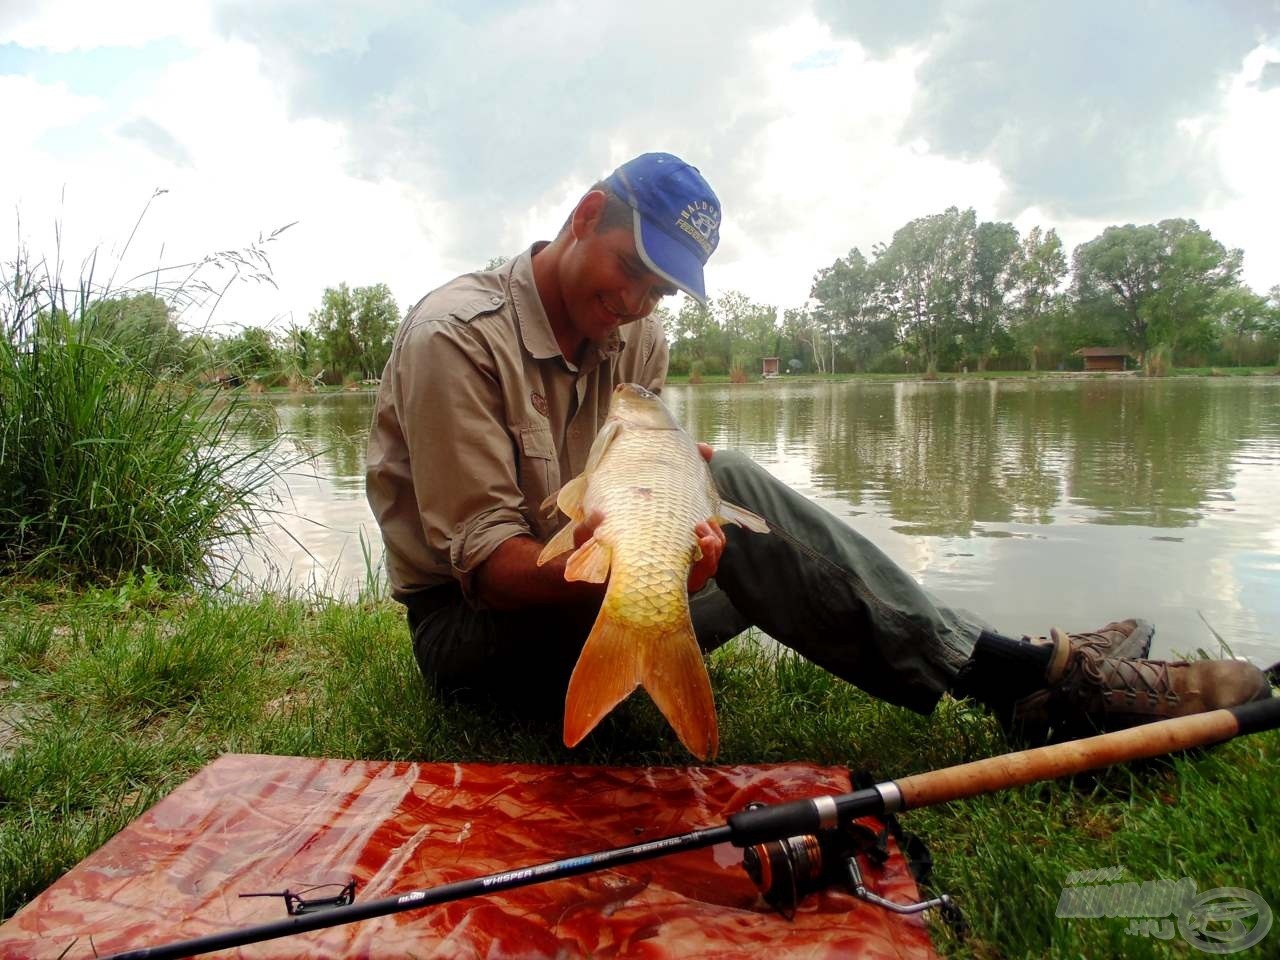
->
[0,222,296,587]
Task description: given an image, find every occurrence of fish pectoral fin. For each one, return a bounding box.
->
[563,536,612,583]
[536,522,578,566]
[641,620,719,760]
[718,500,770,535]
[556,475,589,517]
[541,474,589,519]
[563,614,642,748]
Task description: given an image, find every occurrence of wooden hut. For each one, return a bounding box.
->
[1074,347,1132,371]
[761,357,781,378]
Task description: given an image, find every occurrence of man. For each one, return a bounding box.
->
[366,151,1270,747]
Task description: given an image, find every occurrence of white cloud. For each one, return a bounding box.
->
[1,0,213,50]
[2,1,1278,334]
[2,35,444,331]
[1206,43,1280,292]
[711,16,1006,306]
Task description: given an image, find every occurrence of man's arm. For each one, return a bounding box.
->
[472,534,605,612]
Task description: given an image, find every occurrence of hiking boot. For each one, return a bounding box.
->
[1025,619,1154,661]
[1010,634,1272,745]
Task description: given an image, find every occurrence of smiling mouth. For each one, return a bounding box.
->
[598,296,629,323]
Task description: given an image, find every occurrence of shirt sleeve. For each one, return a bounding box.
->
[640,315,670,393]
[393,318,530,602]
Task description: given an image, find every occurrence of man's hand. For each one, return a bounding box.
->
[688,441,722,593]
[688,519,724,594]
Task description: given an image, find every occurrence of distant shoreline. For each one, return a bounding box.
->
[247,366,1280,397]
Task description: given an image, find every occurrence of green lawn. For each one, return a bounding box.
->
[1,587,1276,958]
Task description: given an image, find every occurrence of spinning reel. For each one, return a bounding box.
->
[740,804,954,920]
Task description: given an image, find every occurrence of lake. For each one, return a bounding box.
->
[248,377,1280,666]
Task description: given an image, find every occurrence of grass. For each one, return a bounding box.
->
[1,588,1276,958]
[0,225,298,589]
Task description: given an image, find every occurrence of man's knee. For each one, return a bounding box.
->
[709,448,767,503]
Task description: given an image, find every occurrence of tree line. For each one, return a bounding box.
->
[662,209,1280,376]
[84,281,400,388]
[87,207,1280,387]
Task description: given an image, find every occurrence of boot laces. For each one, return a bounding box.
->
[1071,650,1180,704]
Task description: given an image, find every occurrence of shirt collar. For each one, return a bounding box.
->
[509,243,628,370]
[509,244,561,361]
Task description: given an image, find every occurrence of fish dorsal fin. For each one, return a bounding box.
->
[717,500,770,534]
[563,536,612,583]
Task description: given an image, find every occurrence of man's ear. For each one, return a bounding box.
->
[569,190,608,240]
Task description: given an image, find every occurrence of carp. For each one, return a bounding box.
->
[537,382,768,759]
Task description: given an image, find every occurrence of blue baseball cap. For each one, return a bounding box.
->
[603,152,721,305]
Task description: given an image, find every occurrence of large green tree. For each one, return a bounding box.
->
[1009,226,1068,370]
[875,207,976,375]
[217,326,280,382]
[810,248,893,372]
[83,292,189,375]
[712,290,778,372]
[667,298,719,372]
[965,221,1020,370]
[1072,220,1241,360]
[310,282,400,381]
[1265,285,1280,365]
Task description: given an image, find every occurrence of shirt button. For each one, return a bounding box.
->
[490,296,501,305]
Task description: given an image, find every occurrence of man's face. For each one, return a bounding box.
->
[559,222,679,343]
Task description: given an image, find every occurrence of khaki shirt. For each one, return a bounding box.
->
[366,244,669,604]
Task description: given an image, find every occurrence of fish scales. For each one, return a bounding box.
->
[588,425,713,633]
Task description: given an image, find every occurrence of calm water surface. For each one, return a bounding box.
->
[250,378,1280,665]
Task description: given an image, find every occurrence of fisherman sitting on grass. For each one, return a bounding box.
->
[366,151,1272,754]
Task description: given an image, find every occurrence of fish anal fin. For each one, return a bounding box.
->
[536,522,578,566]
[641,619,719,760]
[717,500,769,535]
[564,613,642,747]
[563,536,612,583]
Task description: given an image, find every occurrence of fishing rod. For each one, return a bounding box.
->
[99,697,1280,960]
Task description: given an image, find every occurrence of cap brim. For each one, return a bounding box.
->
[631,213,707,305]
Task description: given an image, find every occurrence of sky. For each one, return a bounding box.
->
[2,0,1279,333]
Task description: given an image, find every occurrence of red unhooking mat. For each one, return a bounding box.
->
[0,755,939,958]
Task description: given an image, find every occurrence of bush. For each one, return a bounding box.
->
[0,242,296,587]
[701,356,725,377]
[1144,344,1172,378]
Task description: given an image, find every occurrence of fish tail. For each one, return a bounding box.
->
[563,608,643,749]
[640,619,719,760]
[563,603,719,760]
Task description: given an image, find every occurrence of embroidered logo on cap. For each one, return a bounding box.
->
[530,391,549,418]
[677,200,720,257]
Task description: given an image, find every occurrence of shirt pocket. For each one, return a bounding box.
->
[517,425,559,532]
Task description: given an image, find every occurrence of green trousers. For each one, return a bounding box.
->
[410,451,983,715]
